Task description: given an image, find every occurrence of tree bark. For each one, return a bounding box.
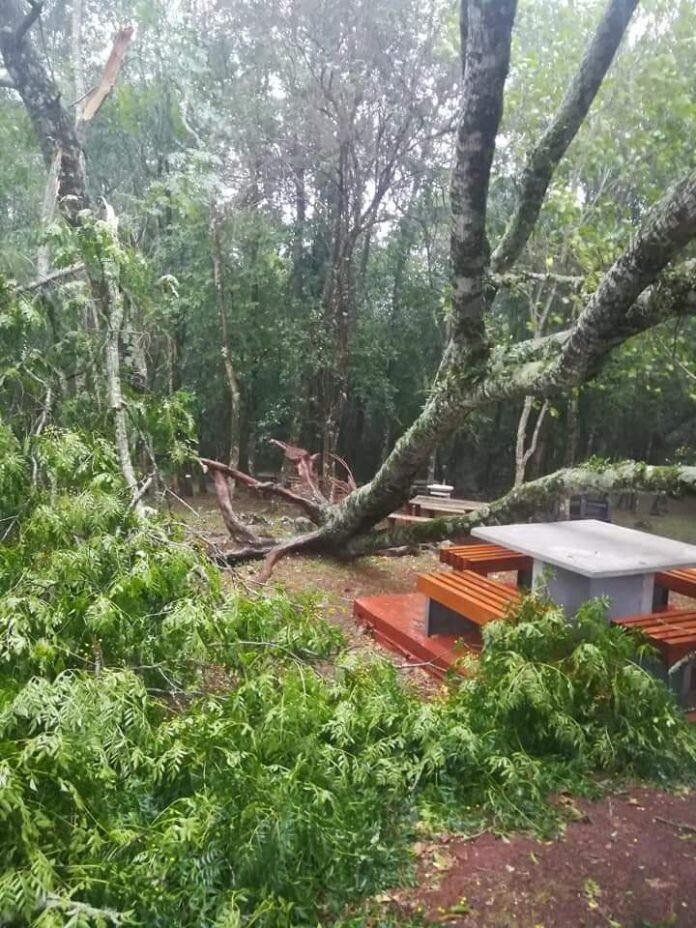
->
[0,0,142,512]
[210,205,242,467]
[514,396,549,487]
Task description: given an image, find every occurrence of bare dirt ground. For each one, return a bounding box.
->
[389,787,696,928]
[173,488,696,928]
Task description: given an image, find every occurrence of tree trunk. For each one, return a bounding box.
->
[0,0,143,512]
[514,396,549,487]
[210,205,242,467]
[564,391,580,467]
[96,214,145,514]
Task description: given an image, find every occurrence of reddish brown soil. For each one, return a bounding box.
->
[387,787,696,928]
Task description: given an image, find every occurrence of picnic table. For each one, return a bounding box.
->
[408,495,488,518]
[472,519,696,620]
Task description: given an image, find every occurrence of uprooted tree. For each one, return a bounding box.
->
[3,0,695,577]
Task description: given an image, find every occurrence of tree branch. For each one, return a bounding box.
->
[344,461,696,556]
[79,26,134,124]
[491,0,639,273]
[550,172,696,385]
[199,457,327,524]
[15,0,44,44]
[11,262,84,294]
[449,0,517,349]
[210,469,269,547]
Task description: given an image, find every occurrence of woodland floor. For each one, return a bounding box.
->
[171,487,696,928]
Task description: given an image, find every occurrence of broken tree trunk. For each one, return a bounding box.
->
[0,3,142,511]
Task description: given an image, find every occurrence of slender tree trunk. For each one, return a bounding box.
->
[564,391,580,467]
[514,396,549,487]
[96,216,145,515]
[210,206,242,467]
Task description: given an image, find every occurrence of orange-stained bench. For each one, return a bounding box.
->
[613,609,696,708]
[653,568,696,608]
[440,542,532,587]
[613,609,696,666]
[417,568,521,635]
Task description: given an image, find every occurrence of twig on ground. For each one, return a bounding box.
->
[654,815,696,834]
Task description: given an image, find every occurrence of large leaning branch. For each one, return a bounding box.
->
[479,258,696,402]
[551,171,696,385]
[491,0,639,273]
[344,462,696,557]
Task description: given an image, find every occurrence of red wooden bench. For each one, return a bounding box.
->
[653,568,696,607]
[417,569,521,635]
[613,608,696,708]
[440,543,532,586]
[613,609,696,666]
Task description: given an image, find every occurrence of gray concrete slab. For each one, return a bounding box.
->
[472,520,696,578]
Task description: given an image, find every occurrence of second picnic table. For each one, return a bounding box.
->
[408,495,488,517]
[472,519,696,620]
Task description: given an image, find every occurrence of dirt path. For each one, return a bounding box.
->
[387,787,696,928]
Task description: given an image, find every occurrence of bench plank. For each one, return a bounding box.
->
[655,568,696,600]
[417,569,520,627]
[613,609,696,665]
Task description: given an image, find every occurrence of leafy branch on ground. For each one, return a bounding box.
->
[0,423,694,927]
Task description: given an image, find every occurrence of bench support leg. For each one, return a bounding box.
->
[426,600,474,636]
[517,567,532,590]
[652,584,669,611]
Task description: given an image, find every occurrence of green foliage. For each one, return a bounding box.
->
[1,427,694,926]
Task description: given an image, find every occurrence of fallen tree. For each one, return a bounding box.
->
[5,0,695,577]
[206,460,696,568]
[197,0,696,577]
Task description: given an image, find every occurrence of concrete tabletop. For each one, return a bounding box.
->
[471,520,696,578]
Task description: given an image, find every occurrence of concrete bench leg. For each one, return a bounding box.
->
[517,567,532,590]
[652,583,669,611]
[426,600,477,636]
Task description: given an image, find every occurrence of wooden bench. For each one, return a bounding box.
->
[416,569,521,635]
[408,495,488,517]
[386,513,434,526]
[440,543,532,586]
[615,610,696,665]
[613,609,696,707]
[653,568,696,608]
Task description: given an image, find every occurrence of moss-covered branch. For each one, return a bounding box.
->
[492,0,638,273]
[344,462,696,557]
